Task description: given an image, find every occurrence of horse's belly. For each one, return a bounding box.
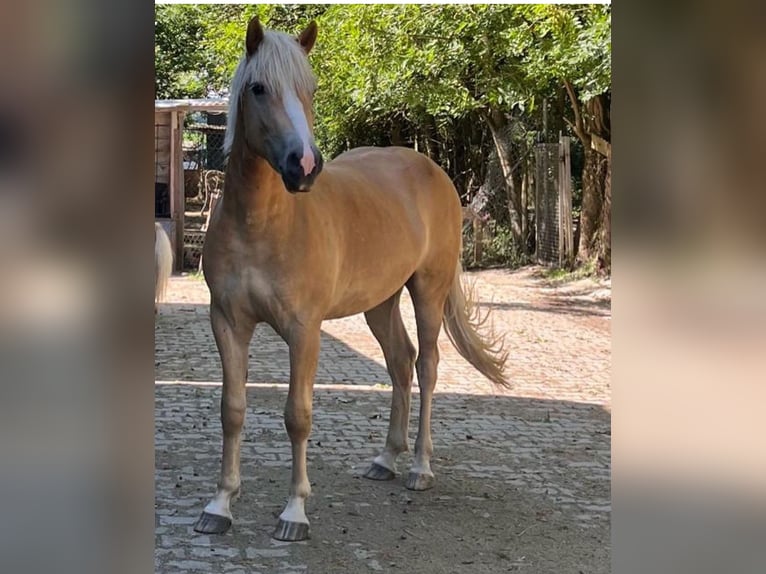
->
[324,292,396,320]
[324,262,416,319]
[324,292,392,320]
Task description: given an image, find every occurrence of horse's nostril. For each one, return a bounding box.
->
[287,151,301,164]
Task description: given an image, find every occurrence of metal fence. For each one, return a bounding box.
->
[168,106,575,271]
[181,110,227,269]
[534,136,574,267]
[183,111,227,200]
[460,135,574,269]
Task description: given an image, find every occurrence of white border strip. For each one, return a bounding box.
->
[155,380,396,392]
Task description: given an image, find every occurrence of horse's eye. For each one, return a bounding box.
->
[251,82,266,96]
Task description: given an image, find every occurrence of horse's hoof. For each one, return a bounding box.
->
[363,462,396,481]
[273,519,310,541]
[193,512,232,534]
[406,472,435,491]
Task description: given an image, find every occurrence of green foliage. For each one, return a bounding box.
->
[155,4,610,133]
[155,4,610,268]
[312,5,545,153]
[155,5,210,98]
[521,5,611,101]
[156,5,331,99]
[462,222,530,269]
[540,257,597,283]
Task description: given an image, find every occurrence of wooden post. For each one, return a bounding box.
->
[168,110,186,271]
[558,135,573,267]
[154,111,171,218]
[534,145,541,264]
[521,156,528,251]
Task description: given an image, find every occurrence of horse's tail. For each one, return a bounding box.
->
[442,260,510,388]
[155,223,173,306]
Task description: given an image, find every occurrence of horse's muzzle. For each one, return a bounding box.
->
[281,146,324,193]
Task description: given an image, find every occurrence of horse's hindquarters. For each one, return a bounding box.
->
[317,148,462,318]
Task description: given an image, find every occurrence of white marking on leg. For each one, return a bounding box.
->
[204,490,234,519]
[279,496,309,525]
[373,450,398,473]
[282,90,315,175]
[410,458,434,477]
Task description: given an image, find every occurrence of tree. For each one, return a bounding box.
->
[155,5,210,98]
[524,5,611,271]
[154,4,611,271]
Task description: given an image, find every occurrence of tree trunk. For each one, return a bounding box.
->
[526,154,535,254]
[599,154,611,274]
[486,106,524,254]
[563,83,610,269]
[521,156,529,250]
[578,148,608,262]
[390,117,404,146]
[423,117,440,165]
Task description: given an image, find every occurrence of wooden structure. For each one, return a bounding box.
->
[154,99,228,271]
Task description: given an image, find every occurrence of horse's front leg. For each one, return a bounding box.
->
[194,304,256,534]
[273,324,321,541]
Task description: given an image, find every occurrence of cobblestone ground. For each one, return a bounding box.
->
[155,267,611,573]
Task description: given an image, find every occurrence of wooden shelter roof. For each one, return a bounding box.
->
[155,99,229,112]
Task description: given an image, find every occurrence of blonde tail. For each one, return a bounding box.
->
[442,261,509,388]
[155,223,173,307]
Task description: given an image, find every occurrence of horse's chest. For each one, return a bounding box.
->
[243,268,279,308]
[241,267,305,328]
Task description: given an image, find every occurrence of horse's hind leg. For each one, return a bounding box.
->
[194,304,256,534]
[362,290,417,481]
[406,274,450,491]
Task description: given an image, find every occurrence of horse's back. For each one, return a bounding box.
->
[324,146,461,222]
[329,146,449,188]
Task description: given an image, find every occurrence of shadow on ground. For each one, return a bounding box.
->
[156,383,610,574]
[155,300,611,573]
[484,298,611,319]
[155,302,390,385]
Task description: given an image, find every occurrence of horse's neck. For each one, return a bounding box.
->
[222,146,292,228]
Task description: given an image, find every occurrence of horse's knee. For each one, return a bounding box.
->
[416,346,439,369]
[416,347,439,386]
[405,340,417,369]
[390,340,416,388]
[284,403,312,441]
[221,395,246,432]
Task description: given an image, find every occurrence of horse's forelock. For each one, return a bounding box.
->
[248,30,316,97]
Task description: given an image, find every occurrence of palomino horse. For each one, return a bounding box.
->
[154,222,173,314]
[195,17,509,542]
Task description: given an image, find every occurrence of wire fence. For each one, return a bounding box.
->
[181,111,227,269]
[170,109,574,271]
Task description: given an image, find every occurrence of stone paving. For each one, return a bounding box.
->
[155,267,611,573]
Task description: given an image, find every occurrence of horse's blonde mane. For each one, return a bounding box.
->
[225,28,317,155]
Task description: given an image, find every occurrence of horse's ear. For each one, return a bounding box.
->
[246,16,264,57]
[297,21,318,54]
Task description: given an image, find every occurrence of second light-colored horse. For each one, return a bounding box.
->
[154,222,173,314]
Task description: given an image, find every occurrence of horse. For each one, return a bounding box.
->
[195,17,509,542]
[155,222,173,314]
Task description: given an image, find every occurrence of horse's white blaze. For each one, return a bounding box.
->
[204,492,233,519]
[279,496,309,524]
[282,89,315,175]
